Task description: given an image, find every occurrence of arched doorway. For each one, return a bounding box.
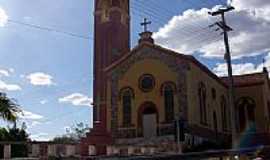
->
[138,102,158,138]
[236,97,256,132]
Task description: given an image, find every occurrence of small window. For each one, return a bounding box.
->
[211,88,216,100]
[198,82,207,124]
[221,95,227,131]
[267,101,270,118]
[139,74,155,92]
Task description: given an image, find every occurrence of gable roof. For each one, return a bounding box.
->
[104,42,228,87]
[221,72,267,88]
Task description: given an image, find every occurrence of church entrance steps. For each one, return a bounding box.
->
[112,136,181,155]
[116,135,175,146]
[106,145,180,156]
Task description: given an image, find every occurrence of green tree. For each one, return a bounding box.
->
[0,123,29,158]
[0,93,21,123]
[53,122,90,143]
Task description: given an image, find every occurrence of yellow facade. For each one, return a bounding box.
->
[117,59,179,127]
[187,63,230,133]
[107,58,180,132]
[105,43,270,144]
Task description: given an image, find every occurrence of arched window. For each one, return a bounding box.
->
[221,95,227,131]
[267,101,270,120]
[164,85,174,122]
[213,111,218,139]
[198,82,207,124]
[236,97,256,132]
[161,82,176,123]
[120,87,134,127]
[211,88,216,100]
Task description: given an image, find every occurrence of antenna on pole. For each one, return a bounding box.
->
[209,5,236,149]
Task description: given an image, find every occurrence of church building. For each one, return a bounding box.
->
[80,0,270,156]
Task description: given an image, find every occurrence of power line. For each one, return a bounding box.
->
[156,33,222,58]
[130,5,211,40]
[133,0,212,33]
[131,9,216,53]
[131,0,222,49]
[7,19,93,40]
[209,6,236,148]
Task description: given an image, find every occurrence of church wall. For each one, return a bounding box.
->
[234,84,266,133]
[186,62,230,134]
[115,59,179,128]
[261,75,270,126]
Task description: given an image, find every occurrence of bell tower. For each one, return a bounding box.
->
[93,0,130,122]
[80,0,130,156]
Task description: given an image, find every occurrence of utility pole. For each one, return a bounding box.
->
[209,6,237,148]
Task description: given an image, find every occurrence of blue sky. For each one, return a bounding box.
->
[0,0,269,140]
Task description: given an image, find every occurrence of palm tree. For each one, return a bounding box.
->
[0,93,21,123]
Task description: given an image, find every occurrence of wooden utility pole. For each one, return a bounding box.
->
[209,6,237,148]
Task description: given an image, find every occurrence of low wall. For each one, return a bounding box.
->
[0,142,80,159]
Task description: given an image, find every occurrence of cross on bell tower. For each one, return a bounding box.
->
[139,18,154,44]
[141,18,151,32]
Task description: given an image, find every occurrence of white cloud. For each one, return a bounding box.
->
[0,80,21,91]
[26,72,54,86]
[0,68,14,77]
[18,110,44,120]
[213,52,270,76]
[153,0,270,59]
[0,69,10,77]
[9,68,14,73]
[30,121,42,127]
[213,63,258,76]
[0,7,8,27]
[30,133,53,141]
[23,121,42,129]
[230,0,270,11]
[40,99,48,105]
[58,93,92,107]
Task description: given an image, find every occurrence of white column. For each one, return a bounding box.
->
[31,144,40,157]
[106,146,113,156]
[4,144,11,159]
[48,145,56,156]
[128,146,135,155]
[88,145,96,156]
[149,147,155,154]
[141,147,146,154]
[112,147,120,155]
[66,145,76,157]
